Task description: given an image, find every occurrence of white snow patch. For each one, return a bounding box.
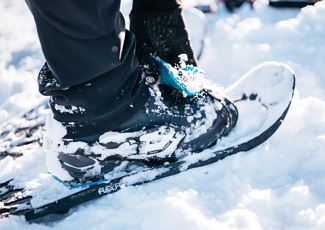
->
[54,104,85,114]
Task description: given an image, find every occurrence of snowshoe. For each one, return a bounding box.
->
[0,61,295,222]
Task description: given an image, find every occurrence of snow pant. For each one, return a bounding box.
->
[25,0,179,140]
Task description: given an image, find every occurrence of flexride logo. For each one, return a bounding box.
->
[97,183,122,195]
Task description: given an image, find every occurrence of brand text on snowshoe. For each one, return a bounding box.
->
[98,183,121,195]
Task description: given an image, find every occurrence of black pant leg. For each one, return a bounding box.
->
[26,0,149,140]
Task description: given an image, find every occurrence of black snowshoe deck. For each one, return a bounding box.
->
[0,62,295,221]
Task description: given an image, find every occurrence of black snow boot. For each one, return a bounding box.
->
[46,83,238,183]
[130,7,197,82]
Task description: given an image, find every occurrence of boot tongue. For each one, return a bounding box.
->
[154,55,205,97]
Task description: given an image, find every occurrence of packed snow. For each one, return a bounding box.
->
[1,0,325,229]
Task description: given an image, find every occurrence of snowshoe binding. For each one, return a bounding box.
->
[45,56,238,184]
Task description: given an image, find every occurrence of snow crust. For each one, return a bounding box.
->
[1,0,325,229]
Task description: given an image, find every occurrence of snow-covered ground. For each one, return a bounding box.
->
[1,0,325,229]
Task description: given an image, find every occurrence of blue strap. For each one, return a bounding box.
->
[154,56,205,96]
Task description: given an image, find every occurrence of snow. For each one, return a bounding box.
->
[1,0,325,229]
[53,104,86,114]
[0,0,42,125]
[217,61,295,147]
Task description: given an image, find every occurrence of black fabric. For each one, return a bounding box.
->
[26,0,149,140]
[130,8,197,80]
[132,0,180,14]
[45,33,149,141]
[25,0,195,141]
[26,0,127,88]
